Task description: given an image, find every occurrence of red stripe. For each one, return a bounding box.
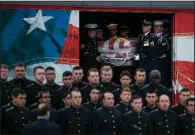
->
[56,24,79,65]
[0,4,194,13]
[173,13,194,34]
[109,39,116,50]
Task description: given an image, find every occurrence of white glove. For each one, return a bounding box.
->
[134,54,140,61]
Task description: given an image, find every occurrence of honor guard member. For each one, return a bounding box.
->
[119,25,129,39]
[25,66,49,107]
[4,88,33,134]
[178,97,195,135]
[140,70,171,104]
[81,24,100,79]
[99,66,120,94]
[115,88,132,114]
[72,66,87,89]
[82,87,102,113]
[80,68,100,103]
[153,20,170,87]
[44,67,61,108]
[121,95,150,135]
[94,91,123,135]
[135,19,159,80]
[58,92,72,109]
[114,71,132,103]
[142,90,158,113]
[149,94,178,135]
[0,64,15,105]
[171,88,191,115]
[130,68,147,96]
[106,23,118,39]
[31,90,58,123]
[57,90,93,134]
[8,62,33,90]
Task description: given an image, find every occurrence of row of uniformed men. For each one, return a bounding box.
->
[1,86,194,135]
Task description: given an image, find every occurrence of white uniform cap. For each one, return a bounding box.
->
[153,20,164,25]
[106,23,118,29]
[84,24,98,29]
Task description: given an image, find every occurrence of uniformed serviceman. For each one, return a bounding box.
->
[58,92,72,109]
[171,88,191,115]
[96,26,105,42]
[153,20,170,87]
[72,66,87,89]
[57,90,93,134]
[142,90,158,113]
[121,95,150,135]
[8,62,33,91]
[149,94,178,135]
[114,70,132,103]
[0,64,15,106]
[119,25,129,39]
[81,23,100,78]
[178,97,195,135]
[135,19,159,81]
[99,65,120,94]
[31,90,58,123]
[115,88,132,114]
[130,68,147,96]
[94,91,123,135]
[140,70,171,104]
[106,23,118,39]
[44,66,61,107]
[3,88,33,134]
[82,86,102,113]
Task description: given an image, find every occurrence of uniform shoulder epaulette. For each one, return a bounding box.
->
[114,104,120,108]
[142,106,147,109]
[26,82,35,88]
[96,107,103,112]
[113,88,120,92]
[179,113,186,117]
[82,101,90,106]
[150,108,158,114]
[124,110,132,116]
[5,106,14,112]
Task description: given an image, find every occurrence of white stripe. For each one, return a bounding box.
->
[69,10,79,28]
[173,35,194,62]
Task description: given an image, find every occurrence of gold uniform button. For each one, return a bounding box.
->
[166,125,169,127]
[113,126,115,129]
[167,131,170,133]
[113,132,116,134]
[78,130,80,133]
[165,119,168,122]
[78,117,80,120]
[112,115,114,118]
[77,111,79,114]
[138,116,141,118]
[112,121,115,123]
[104,120,107,122]
[139,128,142,130]
[22,117,24,120]
[193,129,195,131]
[78,124,80,126]
[22,124,24,126]
[138,122,141,124]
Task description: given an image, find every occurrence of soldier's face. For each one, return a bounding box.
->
[90,89,100,102]
[180,91,191,103]
[134,71,146,84]
[40,92,51,105]
[142,25,151,33]
[120,75,132,87]
[158,95,170,110]
[63,76,73,87]
[131,98,143,112]
[71,91,82,106]
[109,28,117,37]
[14,66,25,79]
[146,93,158,106]
[0,67,9,80]
[120,91,131,103]
[119,30,129,38]
[103,93,114,107]
[151,77,161,85]
[88,71,100,84]
[97,30,103,38]
[187,101,195,114]
[63,94,72,106]
[88,30,96,38]
[45,70,56,83]
[101,70,113,83]
[154,25,163,33]
[13,94,26,107]
[35,69,45,83]
[73,69,84,83]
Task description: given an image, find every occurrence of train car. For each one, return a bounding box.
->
[0,2,194,104]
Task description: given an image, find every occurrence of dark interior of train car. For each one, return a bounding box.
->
[80,11,173,87]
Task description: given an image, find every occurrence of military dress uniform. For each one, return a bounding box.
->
[99,82,120,94]
[121,111,150,135]
[171,103,187,116]
[149,109,178,135]
[8,78,33,90]
[82,101,102,113]
[142,105,157,113]
[94,106,123,135]
[4,105,33,134]
[57,106,93,134]
[130,83,147,96]
[178,113,195,135]
[79,84,93,104]
[115,102,131,115]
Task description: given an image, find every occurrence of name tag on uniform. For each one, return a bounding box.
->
[144,40,149,46]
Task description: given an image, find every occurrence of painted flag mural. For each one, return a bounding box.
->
[0,9,80,84]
